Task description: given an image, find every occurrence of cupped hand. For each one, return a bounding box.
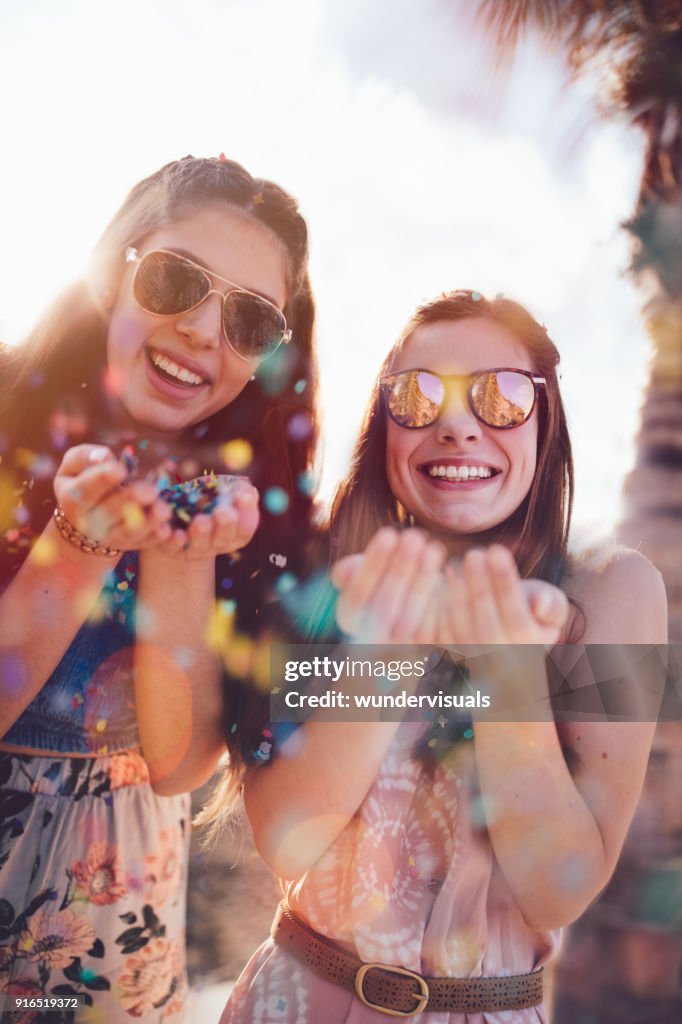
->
[152,477,260,561]
[438,545,569,645]
[54,445,172,553]
[333,543,569,646]
[331,527,446,643]
[521,578,570,641]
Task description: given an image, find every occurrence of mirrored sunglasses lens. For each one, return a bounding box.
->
[223,292,286,359]
[471,371,535,427]
[387,371,444,427]
[135,252,209,315]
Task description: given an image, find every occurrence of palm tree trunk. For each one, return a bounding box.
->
[619,293,682,639]
[554,196,682,1021]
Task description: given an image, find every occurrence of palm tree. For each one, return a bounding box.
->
[473,3,682,1020]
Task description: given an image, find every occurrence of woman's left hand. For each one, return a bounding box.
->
[438,544,568,646]
[151,478,260,560]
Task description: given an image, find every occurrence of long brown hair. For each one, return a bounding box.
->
[329,289,573,584]
[0,155,319,589]
[198,289,575,836]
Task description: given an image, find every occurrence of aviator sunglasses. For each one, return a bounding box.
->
[125,247,292,362]
[381,368,546,430]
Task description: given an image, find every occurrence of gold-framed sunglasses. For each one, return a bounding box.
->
[381,367,547,429]
[125,247,291,362]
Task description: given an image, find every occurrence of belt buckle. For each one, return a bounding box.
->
[355,962,430,1018]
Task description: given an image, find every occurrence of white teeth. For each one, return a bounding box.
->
[150,350,205,386]
[427,465,493,480]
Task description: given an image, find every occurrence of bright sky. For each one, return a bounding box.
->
[0,0,649,536]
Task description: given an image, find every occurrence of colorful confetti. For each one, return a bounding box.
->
[159,475,236,529]
[121,444,138,476]
[264,487,289,515]
[297,470,317,496]
[275,572,297,595]
[0,651,28,696]
[253,739,272,762]
[122,502,145,532]
[287,411,313,441]
[220,439,253,472]
[28,453,56,478]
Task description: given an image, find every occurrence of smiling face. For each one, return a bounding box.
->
[385,317,540,552]
[106,204,288,437]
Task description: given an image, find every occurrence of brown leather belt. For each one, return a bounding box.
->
[271,901,543,1018]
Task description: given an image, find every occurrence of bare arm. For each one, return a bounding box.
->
[0,445,170,738]
[243,530,575,880]
[467,548,667,931]
[243,528,446,879]
[134,484,260,796]
[0,519,119,736]
[134,551,225,795]
[244,719,404,880]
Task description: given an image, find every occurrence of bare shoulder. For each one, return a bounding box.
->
[563,545,667,644]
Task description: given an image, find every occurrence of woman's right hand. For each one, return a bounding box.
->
[331,527,446,643]
[53,445,172,552]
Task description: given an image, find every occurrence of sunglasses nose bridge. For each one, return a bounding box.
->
[176,286,225,348]
[204,286,243,346]
[440,376,472,417]
[435,377,482,438]
[202,286,227,304]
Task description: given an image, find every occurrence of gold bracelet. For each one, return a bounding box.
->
[53,505,122,559]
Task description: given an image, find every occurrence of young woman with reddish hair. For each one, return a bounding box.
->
[219,290,666,1023]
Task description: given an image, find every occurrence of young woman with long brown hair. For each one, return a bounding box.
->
[0,155,318,1021]
[218,290,666,1023]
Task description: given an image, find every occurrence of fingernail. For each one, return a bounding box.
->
[88,448,111,464]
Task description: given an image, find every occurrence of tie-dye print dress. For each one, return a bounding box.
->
[0,554,190,1023]
[222,661,560,1024]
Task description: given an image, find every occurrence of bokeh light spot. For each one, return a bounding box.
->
[220,439,253,472]
[264,487,289,515]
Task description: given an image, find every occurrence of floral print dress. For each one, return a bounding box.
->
[1,556,190,1023]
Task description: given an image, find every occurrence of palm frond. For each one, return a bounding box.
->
[476,0,567,52]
